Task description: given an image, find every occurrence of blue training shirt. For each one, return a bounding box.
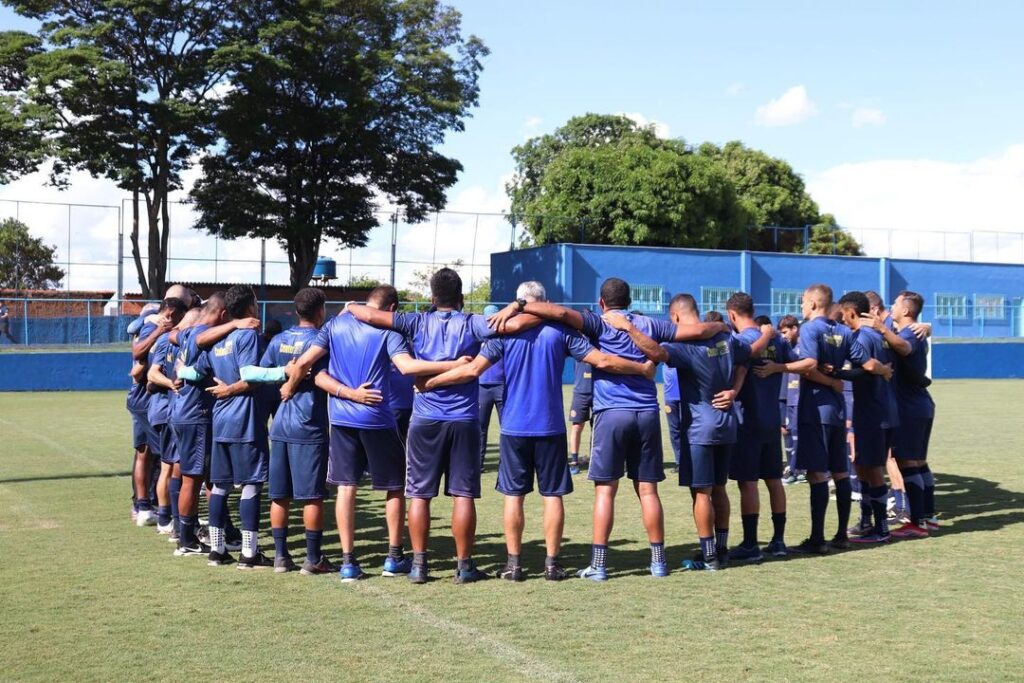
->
[194,328,266,444]
[573,360,593,397]
[313,312,410,429]
[261,326,329,444]
[146,332,176,426]
[797,317,868,427]
[480,323,594,437]
[892,326,935,420]
[580,309,677,413]
[850,326,900,430]
[663,361,680,402]
[736,327,797,433]
[126,321,157,414]
[661,332,751,445]
[479,357,505,385]
[391,309,494,422]
[388,361,415,412]
[170,324,214,425]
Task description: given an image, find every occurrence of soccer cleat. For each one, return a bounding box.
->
[569,463,581,476]
[795,472,807,484]
[130,506,138,523]
[407,564,430,584]
[167,529,180,544]
[453,562,489,585]
[851,491,863,502]
[497,564,525,582]
[782,474,798,486]
[717,547,730,568]
[382,556,413,577]
[764,540,788,557]
[830,534,850,550]
[890,523,929,539]
[274,555,297,573]
[224,528,242,552]
[300,557,337,576]
[681,553,720,572]
[174,541,211,557]
[196,525,210,546]
[576,565,608,582]
[790,538,830,555]
[849,532,891,545]
[339,562,367,582]
[922,516,941,531]
[544,563,569,581]
[729,543,765,564]
[207,549,235,566]
[237,551,274,570]
[156,521,174,535]
[847,520,875,538]
[136,509,156,527]
[649,561,669,577]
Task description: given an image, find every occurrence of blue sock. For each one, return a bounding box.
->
[169,477,181,533]
[921,467,935,517]
[903,468,925,525]
[699,536,716,561]
[208,490,228,529]
[157,504,171,526]
[179,514,197,547]
[834,477,852,537]
[239,489,261,531]
[714,528,729,553]
[894,489,907,513]
[271,527,288,559]
[650,542,665,564]
[590,544,607,569]
[809,481,829,543]
[869,485,889,536]
[305,529,323,564]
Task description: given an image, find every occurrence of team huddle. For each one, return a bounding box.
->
[125,268,937,583]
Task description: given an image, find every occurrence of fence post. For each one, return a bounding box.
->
[802,225,809,254]
[23,299,28,345]
[117,203,124,311]
[87,300,92,346]
[390,212,398,286]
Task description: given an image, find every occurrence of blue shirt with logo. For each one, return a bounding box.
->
[126,321,157,414]
[171,324,215,425]
[797,317,868,427]
[261,326,329,443]
[146,332,176,426]
[850,326,900,430]
[892,327,935,420]
[573,360,593,397]
[736,327,797,432]
[194,328,266,444]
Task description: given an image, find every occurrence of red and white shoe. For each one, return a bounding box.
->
[922,517,941,532]
[890,522,929,539]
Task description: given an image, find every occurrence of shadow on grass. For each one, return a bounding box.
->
[0,470,131,484]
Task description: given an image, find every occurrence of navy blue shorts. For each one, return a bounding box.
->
[891,417,933,462]
[796,423,847,474]
[405,418,480,499]
[730,428,784,481]
[150,423,177,464]
[211,441,269,486]
[664,401,683,462]
[392,408,412,443]
[328,426,405,491]
[130,411,149,450]
[853,426,891,468]
[681,443,732,489]
[589,409,665,483]
[569,393,593,424]
[171,422,210,477]
[271,440,328,500]
[784,405,799,436]
[497,433,573,497]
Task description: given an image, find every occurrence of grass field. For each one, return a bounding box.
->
[2,382,1023,682]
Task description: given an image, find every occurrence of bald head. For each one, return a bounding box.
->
[164,284,193,306]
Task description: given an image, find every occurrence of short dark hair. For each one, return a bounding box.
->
[838,291,870,316]
[864,290,884,311]
[669,293,698,315]
[899,290,924,319]
[225,285,257,320]
[726,291,754,317]
[203,291,226,313]
[368,285,399,311]
[778,314,799,329]
[294,287,325,322]
[806,283,833,308]
[704,310,724,323]
[754,315,772,326]
[430,267,462,309]
[159,297,188,317]
[263,319,283,338]
[600,278,631,309]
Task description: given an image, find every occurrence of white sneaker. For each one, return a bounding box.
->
[157,521,174,535]
[136,509,157,527]
[851,491,863,502]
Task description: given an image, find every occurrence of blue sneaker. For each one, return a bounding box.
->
[339,562,366,582]
[764,539,788,557]
[649,561,669,577]
[730,543,764,564]
[408,564,429,584]
[681,553,720,571]
[453,562,489,585]
[382,556,412,577]
[576,565,608,581]
[569,462,580,475]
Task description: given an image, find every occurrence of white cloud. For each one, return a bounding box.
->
[520,116,543,140]
[725,82,744,96]
[618,112,671,139]
[851,106,886,128]
[807,144,1024,262]
[754,85,817,127]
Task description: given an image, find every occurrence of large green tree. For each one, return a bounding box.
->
[3,0,231,298]
[0,31,49,183]
[191,0,487,292]
[0,217,64,289]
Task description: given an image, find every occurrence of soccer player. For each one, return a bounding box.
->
[478,305,505,466]
[777,315,803,485]
[188,285,272,569]
[568,355,593,475]
[726,295,798,561]
[607,294,771,571]
[145,297,189,539]
[390,356,416,443]
[423,280,655,581]
[754,284,889,554]
[489,278,729,580]
[297,279,487,583]
[662,347,682,475]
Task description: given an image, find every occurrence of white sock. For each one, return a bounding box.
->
[210,526,225,554]
[242,530,258,558]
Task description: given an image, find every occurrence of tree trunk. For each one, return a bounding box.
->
[129,190,151,299]
[288,233,320,294]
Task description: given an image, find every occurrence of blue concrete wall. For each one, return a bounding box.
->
[0,352,128,391]
[932,342,1024,379]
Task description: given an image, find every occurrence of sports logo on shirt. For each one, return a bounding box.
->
[214,340,234,357]
[825,334,844,348]
[279,341,305,355]
[706,340,731,358]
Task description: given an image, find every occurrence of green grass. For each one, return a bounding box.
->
[1,382,1023,682]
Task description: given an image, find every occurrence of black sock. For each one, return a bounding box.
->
[507,553,520,568]
[413,551,427,568]
[921,466,935,517]
[903,467,925,525]
[342,551,356,566]
[869,485,889,536]
[741,514,758,547]
[771,512,786,542]
[715,528,729,554]
[544,555,558,568]
[834,477,852,538]
[457,557,473,572]
[388,545,404,560]
[809,481,829,543]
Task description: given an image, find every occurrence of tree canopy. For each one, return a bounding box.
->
[0,218,64,289]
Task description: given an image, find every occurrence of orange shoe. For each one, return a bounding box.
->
[890,522,929,539]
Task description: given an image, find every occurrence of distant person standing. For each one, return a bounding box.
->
[0,301,15,343]
[478,304,505,465]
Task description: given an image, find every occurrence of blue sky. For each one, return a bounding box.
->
[2,1,1023,290]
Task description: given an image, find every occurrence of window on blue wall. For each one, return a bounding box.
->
[630,284,664,313]
[771,288,803,316]
[974,294,1005,320]
[935,293,967,320]
[701,286,733,314]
